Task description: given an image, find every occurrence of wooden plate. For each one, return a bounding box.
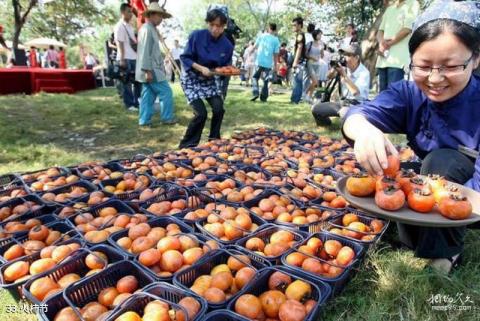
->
[336,176,480,227]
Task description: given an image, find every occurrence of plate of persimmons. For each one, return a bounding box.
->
[337,155,480,227]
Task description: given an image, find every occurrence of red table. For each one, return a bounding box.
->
[0,67,96,95]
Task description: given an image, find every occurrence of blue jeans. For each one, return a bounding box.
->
[139,79,174,125]
[377,67,404,92]
[122,59,141,108]
[252,66,271,101]
[290,65,305,103]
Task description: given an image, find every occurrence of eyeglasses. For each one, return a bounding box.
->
[409,55,473,77]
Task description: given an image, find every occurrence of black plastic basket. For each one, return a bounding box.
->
[0,194,48,224]
[22,244,128,305]
[323,207,390,251]
[275,204,345,234]
[0,237,84,301]
[195,206,268,246]
[137,183,191,216]
[113,154,154,172]
[73,161,124,182]
[235,224,306,264]
[0,174,24,191]
[108,216,193,258]
[62,260,157,320]
[203,310,251,321]
[106,292,190,321]
[99,173,152,201]
[140,282,208,321]
[173,248,269,310]
[276,182,327,207]
[227,266,331,321]
[20,167,71,185]
[223,245,272,268]
[280,231,365,296]
[0,214,58,243]
[67,199,137,246]
[309,168,342,191]
[0,221,83,263]
[37,180,98,207]
[149,160,196,182]
[242,188,297,222]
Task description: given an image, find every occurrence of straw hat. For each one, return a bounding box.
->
[143,2,172,18]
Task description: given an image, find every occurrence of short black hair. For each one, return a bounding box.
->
[292,17,303,28]
[409,19,480,59]
[307,23,315,33]
[281,42,287,47]
[312,29,322,40]
[205,9,228,25]
[120,3,131,13]
[49,45,54,50]
[269,23,277,32]
[347,23,355,29]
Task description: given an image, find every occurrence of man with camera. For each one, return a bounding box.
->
[115,3,141,111]
[311,43,370,126]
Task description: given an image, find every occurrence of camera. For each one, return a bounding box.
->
[329,53,347,68]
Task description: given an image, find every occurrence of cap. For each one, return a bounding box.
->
[413,0,480,32]
[339,43,361,57]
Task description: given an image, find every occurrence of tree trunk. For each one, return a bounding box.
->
[360,5,387,88]
[12,0,38,54]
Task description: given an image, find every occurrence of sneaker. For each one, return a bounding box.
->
[251,95,259,102]
[427,254,463,274]
[128,106,139,112]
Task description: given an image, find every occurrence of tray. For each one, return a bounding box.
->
[336,176,480,228]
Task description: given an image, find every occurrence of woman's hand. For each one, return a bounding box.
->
[198,65,213,77]
[344,114,399,176]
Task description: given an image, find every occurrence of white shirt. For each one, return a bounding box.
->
[114,20,137,60]
[342,62,370,100]
[170,47,183,60]
[85,54,96,66]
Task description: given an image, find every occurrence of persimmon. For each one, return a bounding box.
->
[4,244,25,261]
[375,186,405,211]
[245,237,266,252]
[204,287,226,303]
[376,176,401,192]
[346,173,376,196]
[342,213,359,226]
[116,275,138,293]
[268,272,292,291]
[383,155,400,178]
[438,194,472,220]
[324,240,342,257]
[51,245,73,263]
[279,299,307,321]
[57,273,81,288]
[235,294,263,319]
[260,290,287,318]
[85,251,108,270]
[285,252,307,267]
[285,280,312,302]
[211,271,233,291]
[336,246,355,266]
[138,248,161,267]
[235,266,256,290]
[29,276,60,301]
[227,255,251,271]
[177,297,201,321]
[403,176,429,197]
[159,250,184,272]
[407,189,436,213]
[182,247,204,265]
[98,287,119,308]
[29,225,49,241]
[302,258,323,275]
[30,258,56,275]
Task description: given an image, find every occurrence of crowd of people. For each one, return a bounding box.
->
[25,46,67,69]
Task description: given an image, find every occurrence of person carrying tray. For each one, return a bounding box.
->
[178,8,234,148]
[342,0,480,274]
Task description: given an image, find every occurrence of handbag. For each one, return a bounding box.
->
[123,24,137,53]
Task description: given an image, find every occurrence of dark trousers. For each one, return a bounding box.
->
[122,59,141,108]
[171,59,181,83]
[311,102,342,126]
[398,149,475,259]
[377,67,404,92]
[252,66,271,101]
[179,96,225,148]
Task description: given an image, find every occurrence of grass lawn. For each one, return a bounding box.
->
[0,83,479,320]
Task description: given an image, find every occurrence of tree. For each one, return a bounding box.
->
[12,0,38,51]
[28,0,116,43]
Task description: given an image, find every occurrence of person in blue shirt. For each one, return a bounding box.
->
[179,9,234,148]
[342,0,480,274]
[251,23,280,102]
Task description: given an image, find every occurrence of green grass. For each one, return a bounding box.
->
[0,83,479,320]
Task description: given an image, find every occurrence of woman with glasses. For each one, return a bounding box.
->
[342,1,480,274]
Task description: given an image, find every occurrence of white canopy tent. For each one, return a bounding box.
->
[24,38,67,49]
